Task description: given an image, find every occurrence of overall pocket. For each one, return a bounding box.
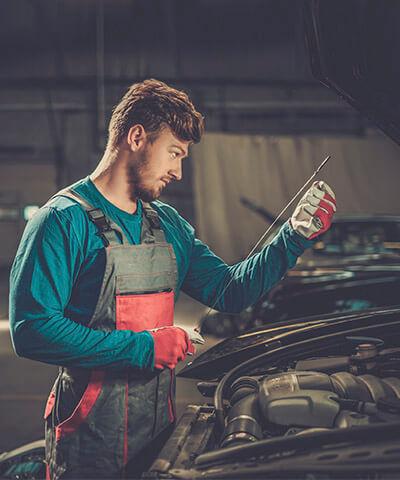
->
[115,289,174,332]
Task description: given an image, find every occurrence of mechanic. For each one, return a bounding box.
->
[9,79,336,479]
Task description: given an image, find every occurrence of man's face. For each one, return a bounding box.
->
[127,128,190,202]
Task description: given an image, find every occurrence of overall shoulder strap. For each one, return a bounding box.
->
[49,188,129,247]
[141,202,167,244]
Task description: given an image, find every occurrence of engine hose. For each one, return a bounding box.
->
[221,393,262,447]
[220,377,262,448]
[214,351,270,434]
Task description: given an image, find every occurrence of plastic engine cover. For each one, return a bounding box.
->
[258,371,400,429]
[261,389,341,428]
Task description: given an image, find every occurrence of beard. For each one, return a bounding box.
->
[126,148,164,203]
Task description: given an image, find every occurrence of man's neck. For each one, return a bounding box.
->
[90,149,138,214]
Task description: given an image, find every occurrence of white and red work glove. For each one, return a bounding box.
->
[149,326,195,370]
[290,181,336,240]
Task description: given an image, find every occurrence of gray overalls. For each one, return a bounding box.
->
[44,188,178,479]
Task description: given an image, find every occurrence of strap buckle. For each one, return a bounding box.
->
[88,208,111,233]
[143,208,161,229]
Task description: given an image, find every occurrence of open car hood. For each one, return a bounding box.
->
[179,306,400,379]
[304,0,400,145]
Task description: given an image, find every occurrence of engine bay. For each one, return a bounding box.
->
[147,336,400,478]
[221,341,400,448]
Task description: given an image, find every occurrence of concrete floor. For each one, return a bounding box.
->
[0,287,221,453]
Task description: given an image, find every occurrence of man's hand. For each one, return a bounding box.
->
[149,326,195,370]
[290,181,336,240]
[179,325,205,346]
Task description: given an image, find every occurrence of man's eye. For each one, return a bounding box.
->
[170,152,178,159]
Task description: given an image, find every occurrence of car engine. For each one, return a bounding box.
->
[145,335,400,478]
[222,370,400,447]
[221,340,400,448]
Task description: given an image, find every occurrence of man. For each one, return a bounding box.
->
[9,79,336,479]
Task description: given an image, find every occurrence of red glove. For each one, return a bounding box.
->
[291,181,336,239]
[149,326,195,370]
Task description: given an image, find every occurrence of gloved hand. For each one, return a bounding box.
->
[149,326,195,370]
[290,181,336,240]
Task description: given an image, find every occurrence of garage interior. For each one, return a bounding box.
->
[1,0,400,476]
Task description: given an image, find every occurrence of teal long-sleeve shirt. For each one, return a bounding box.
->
[9,176,314,370]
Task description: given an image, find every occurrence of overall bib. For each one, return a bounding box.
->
[44,189,178,479]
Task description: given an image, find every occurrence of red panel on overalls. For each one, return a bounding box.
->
[44,391,56,420]
[116,290,174,331]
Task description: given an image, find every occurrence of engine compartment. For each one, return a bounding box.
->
[222,370,400,448]
[147,336,400,477]
[221,339,400,448]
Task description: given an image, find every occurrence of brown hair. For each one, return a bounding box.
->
[107,79,204,149]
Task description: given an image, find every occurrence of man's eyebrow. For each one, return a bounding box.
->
[170,144,188,156]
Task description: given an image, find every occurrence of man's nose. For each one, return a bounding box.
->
[170,159,182,181]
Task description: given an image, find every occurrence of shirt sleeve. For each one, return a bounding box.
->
[9,206,154,370]
[182,220,315,313]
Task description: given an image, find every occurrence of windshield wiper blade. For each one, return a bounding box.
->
[195,421,400,468]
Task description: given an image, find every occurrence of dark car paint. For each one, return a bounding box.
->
[180,306,400,379]
[200,216,400,338]
[304,0,400,147]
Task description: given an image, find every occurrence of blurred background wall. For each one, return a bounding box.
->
[192,132,400,262]
[2,0,394,269]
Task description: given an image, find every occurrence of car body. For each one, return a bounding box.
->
[201,216,400,337]
[0,440,45,480]
[141,306,400,478]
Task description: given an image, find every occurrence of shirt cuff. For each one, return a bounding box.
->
[134,330,155,369]
[279,220,317,251]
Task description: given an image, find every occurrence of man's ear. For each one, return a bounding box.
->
[127,124,146,151]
